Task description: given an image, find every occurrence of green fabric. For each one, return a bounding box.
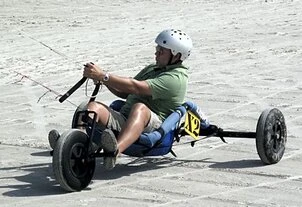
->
[119,63,188,121]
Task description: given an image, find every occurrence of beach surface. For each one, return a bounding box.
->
[0,0,302,206]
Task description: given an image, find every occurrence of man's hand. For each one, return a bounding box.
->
[83,62,105,82]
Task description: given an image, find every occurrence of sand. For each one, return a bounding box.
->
[0,0,302,206]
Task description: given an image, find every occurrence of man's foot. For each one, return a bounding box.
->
[48,129,60,149]
[100,129,118,170]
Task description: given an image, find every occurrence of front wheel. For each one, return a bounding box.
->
[52,129,95,192]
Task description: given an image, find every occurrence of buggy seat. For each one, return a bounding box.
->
[109,100,205,157]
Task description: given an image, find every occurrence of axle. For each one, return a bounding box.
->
[198,125,256,140]
[217,130,256,139]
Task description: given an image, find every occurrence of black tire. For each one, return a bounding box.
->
[52,129,95,192]
[256,108,287,164]
[71,101,88,128]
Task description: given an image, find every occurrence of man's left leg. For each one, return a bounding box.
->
[117,102,152,153]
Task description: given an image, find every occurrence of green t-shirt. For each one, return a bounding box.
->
[119,63,188,121]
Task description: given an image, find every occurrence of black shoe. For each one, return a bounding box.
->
[48,129,60,149]
[100,129,118,170]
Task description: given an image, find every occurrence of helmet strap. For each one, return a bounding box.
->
[168,55,173,65]
[168,53,181,65]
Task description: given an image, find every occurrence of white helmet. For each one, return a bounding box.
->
[155,29,193,61]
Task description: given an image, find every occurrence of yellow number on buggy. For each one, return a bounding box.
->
[184,110,200,140]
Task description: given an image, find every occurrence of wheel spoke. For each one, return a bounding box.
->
[72,146,83,159]
[68,144,90,177]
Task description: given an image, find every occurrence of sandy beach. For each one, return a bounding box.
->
[0,0,302,206]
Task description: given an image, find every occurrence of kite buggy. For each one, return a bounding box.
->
[49,77,287,192]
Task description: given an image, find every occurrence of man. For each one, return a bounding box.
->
[50,29,193,170]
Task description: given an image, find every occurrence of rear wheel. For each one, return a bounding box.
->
[53,129,95,191]
[256,108,287,164]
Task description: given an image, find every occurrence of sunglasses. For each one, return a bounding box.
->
[155,45,169,55]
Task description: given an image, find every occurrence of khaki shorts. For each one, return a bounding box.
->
[107,108,162,133]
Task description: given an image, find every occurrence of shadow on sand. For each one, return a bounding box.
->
[0,150,264,197]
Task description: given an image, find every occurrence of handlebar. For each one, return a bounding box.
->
[59,77,101,103]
